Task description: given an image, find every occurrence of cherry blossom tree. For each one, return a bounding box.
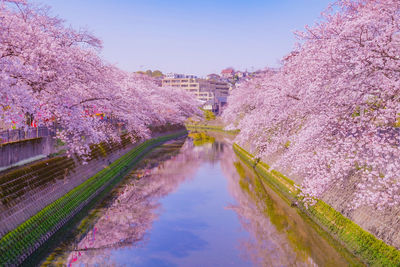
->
[0,0,199,156]
[224,0,400,209]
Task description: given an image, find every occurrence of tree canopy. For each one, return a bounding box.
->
[0,0,199,156]
[223,0,400,210]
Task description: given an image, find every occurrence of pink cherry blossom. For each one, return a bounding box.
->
[0,1,199,156]
[224,0,400,209]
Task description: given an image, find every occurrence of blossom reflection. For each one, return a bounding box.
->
[220,146,349,267]
[65,140,202,265]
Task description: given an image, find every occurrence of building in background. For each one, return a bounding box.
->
[206,73,221,80]
[221,68,235,79]
[165,73,197,79]
[162,74,229,104]
[163,69,257,114]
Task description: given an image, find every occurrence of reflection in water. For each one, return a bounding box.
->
[188,132,215,147]
[221,156,315,266]
[220,142,350,266]
[63,140,203,266]
[43,133,353,267]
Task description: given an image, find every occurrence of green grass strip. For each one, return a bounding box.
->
[185,124,239,135]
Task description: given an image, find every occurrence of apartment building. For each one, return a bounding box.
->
[162,74,229,102]
[208,79,229,98]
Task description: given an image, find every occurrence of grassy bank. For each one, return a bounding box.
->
[185,123,239,135]
[233,143,400,267]
[0,131,187,266]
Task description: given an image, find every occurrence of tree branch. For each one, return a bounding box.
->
[70,97,111,108]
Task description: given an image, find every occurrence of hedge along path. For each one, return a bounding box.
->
[0,131,187,267]
[233,143,400,267]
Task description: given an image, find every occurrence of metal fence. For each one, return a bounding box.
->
[0,126,56,144]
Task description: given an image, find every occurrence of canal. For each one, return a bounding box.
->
[37,131,355,266]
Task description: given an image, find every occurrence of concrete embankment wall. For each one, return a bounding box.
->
[0,137,55,171]
[233,143,400,267]
[250,145,400,252]
[0,131,187,267]
[320,174,400,251]
[0,134,133,237]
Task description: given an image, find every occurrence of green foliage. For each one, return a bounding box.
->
[307,200,400,266]
[284,140,291,149]
[394,114,400,128]
[88,134,133,161]
[152,70,163,77]
[56,138,65,147]
[352,106,361,118]
[136,69,163,78]
[48,149,67,158]
[270,170,295,186]
[200,108,216,121]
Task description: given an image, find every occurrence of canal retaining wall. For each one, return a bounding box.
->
[0,131,187,267]
[0,134,134,237]
[0,137,55,171]
[233,143,400,266]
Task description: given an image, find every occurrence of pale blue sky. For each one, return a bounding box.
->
[33,0,334,76]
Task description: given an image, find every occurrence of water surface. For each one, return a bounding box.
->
[42,132,354,266]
